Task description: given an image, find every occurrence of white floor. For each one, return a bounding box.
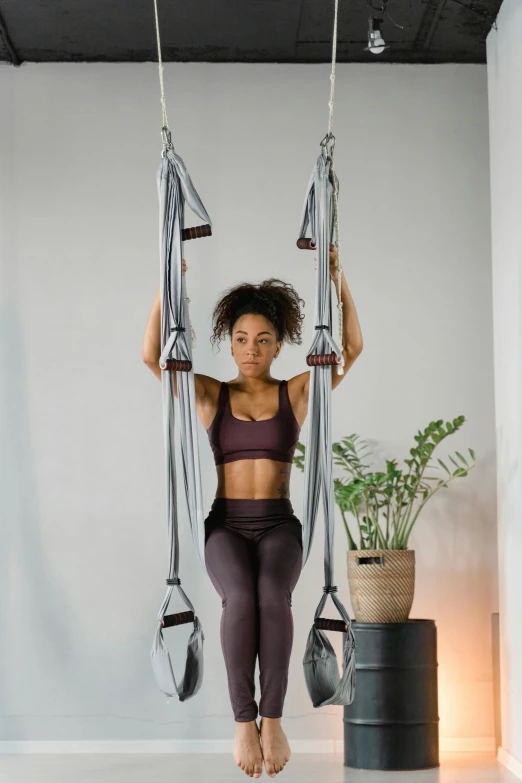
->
[0,752,519,783]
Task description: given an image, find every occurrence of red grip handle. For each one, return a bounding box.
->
[181,225,212,241]
[160,359,192,372]
[162,611,195,628]
[297,237,316,250]
[306,353,342,367]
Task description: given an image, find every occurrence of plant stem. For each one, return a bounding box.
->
[401,464,476,545]
[396,454,433,545]
[340,508,358,550]
[353,506,365,548]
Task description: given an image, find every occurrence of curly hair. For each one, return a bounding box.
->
[210,278,305,351]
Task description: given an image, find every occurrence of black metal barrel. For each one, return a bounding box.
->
[344,620,439,770]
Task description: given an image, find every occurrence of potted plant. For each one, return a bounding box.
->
[293,417,476,622]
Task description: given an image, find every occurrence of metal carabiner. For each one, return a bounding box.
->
[161,126,173,158]
[320,132,336,161]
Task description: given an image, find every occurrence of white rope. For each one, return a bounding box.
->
[153,0,170,133]
[183,296,197,348]
[332,167,344,375]
[327,0,339,135]
[325,0,345,375]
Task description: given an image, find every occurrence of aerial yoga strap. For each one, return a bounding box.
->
[148,0,355,709]
[297,0,356,708]
[149,0,211,701]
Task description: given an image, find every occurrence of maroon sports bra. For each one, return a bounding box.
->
[207,380,301,465]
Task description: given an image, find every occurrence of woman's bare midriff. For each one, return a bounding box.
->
[215,459,293,500]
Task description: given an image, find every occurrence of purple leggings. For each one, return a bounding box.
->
[204,497,303,722]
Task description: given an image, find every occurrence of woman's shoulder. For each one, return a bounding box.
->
[194,373,222,403]
[285,372,310,429]
[194,375,223,432]
[287,371,310,396]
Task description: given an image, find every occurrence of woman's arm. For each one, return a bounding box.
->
[141,259,187,389]
[288,244,363,410]
[329,243,363,391]
[141,282,163,381]
[141,261,218,419]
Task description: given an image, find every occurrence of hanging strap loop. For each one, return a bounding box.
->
[297,0,355,711]
[150,0,212,705]
[320,0,345,374]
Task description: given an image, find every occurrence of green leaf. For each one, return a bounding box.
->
[453,468,468,477]
[469,448,476,461]
[456,451,469,467]
[438,458,451,475]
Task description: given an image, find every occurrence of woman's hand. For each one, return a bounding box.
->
[182,258,187,276]
[314,243,340,281]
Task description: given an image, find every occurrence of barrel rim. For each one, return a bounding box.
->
[348,619,436,630]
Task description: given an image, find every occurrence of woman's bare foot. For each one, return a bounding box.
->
[259,717,291,777]
[234,720,264,778]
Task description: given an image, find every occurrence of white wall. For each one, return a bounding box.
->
[0,62,496,747]
[487,1,522,774]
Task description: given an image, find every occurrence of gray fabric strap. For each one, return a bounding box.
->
[297,147,356,708]
[150,145,211,701]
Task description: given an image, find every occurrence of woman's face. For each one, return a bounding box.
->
[231,313,282,373]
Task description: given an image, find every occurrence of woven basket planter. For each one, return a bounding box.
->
[347,549,415,623]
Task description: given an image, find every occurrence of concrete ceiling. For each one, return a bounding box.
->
[0,0,502,66]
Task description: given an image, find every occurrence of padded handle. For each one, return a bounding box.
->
[162,610,195,628]
[314,617,348,633]
[181,224,212,241]
[160,359,192,372]
[306,352,342,367]
[297,237,317,250]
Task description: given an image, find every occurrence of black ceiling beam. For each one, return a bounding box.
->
[0,7,20,66]
[423,0,447,50]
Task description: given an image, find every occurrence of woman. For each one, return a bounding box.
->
[141,245,363,778]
